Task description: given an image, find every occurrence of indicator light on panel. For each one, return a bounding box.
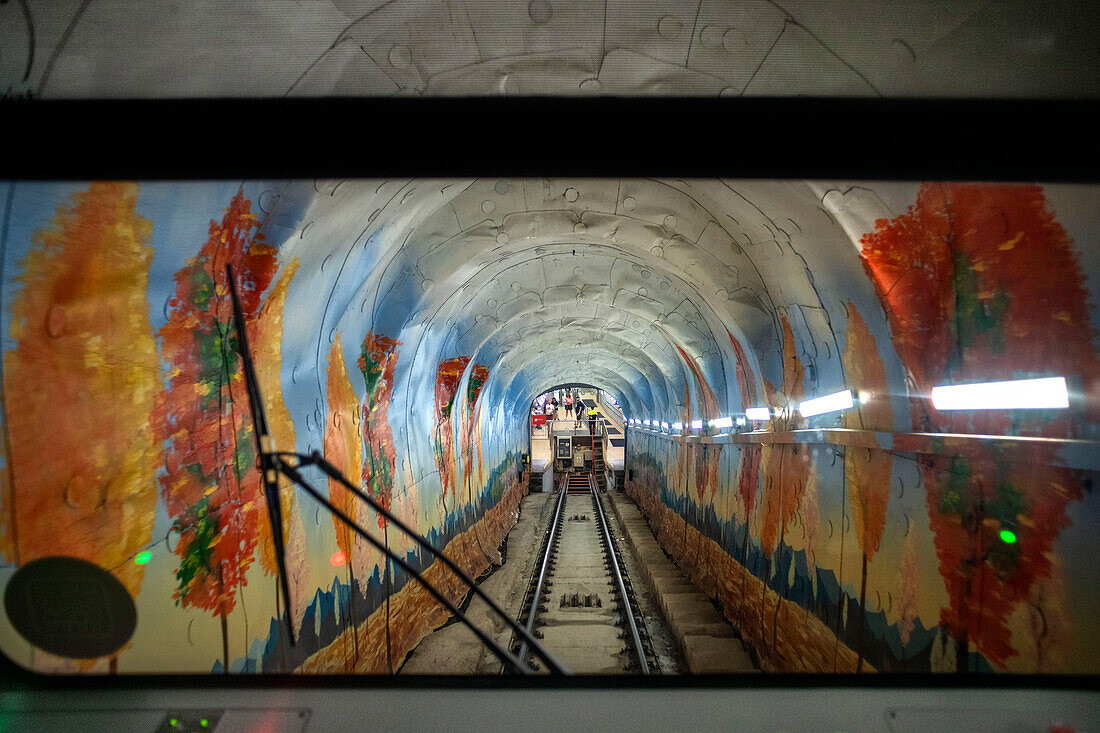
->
[930,377,1069,410]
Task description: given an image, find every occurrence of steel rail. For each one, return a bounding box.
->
[286,451,569,675]
[517,474,569,664]
[590,475,650,674]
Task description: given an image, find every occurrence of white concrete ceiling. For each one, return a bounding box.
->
[2,1,1097,98]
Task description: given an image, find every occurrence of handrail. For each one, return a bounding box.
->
[517,474,569,664]
[590,477,650,674]
[227,264,569,676]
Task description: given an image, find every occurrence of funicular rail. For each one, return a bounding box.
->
[510,473,655,674]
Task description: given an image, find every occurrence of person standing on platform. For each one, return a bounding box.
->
[587,404,598,434]
[563,392,573,420]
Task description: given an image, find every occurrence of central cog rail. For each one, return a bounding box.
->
[510,473,656,674]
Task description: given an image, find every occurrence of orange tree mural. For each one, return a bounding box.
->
[729,332,763,632]
[155,190,277,674]
[433,357,470,512]
[758,313,809,653]
[324,335,364,666]
[4,182,161,669]
[840,302,893,671]
[860,183,1100,670]
[252,260,299,627]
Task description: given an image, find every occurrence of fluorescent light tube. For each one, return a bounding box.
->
[643,419,651,426]
[931,377,1069,410]
[660,421,670,431]
[691,419,703,429]
[672,422,683,431]
[799,390,854,417]
[710,416,733,429]
[745,407,771,421]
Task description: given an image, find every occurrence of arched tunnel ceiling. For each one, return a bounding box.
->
[2,1,1097,98]
[261,176,1100,446]
[241,176,880,451]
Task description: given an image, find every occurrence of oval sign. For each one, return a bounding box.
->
[4,556,137,659]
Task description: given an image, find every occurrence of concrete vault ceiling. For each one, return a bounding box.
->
[2,1,1097,98]
[267,177,918,436]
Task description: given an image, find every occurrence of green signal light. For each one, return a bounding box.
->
[134,551,152,565]
[169,719,178,728]
[200,720,209,728]
[1000,529,1017,544]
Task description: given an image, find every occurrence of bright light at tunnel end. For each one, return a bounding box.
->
[798,390,854,418]
[931,377,1069,411]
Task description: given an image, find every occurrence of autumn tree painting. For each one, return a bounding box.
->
[860,183,1100,670]
[252,260,299,627]
[357,330,401,672]
[433,357,470,512]
[4,182,162,670]
[357,331,401,529]
[728,331,763,631]
[840,303,893,671]
[758,314,809,650]
[324,335,364,665]
[460,363,490,505]
[154,190,277,674]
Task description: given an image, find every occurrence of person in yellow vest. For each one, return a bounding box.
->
[587,404,598,434]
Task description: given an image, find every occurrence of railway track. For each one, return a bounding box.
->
[510,473,658,674]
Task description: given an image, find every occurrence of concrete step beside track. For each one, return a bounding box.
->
[606,492,759,674]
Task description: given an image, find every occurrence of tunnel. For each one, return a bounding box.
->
[1,175,1098,679]
[2,0,1100,729]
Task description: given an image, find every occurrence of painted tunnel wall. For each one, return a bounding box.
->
[0,178,1097,675]
[625,183,1100,674]
[0,180,529,674]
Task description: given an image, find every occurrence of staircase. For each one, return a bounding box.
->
[528,470,543,493]
[566,473,591,494]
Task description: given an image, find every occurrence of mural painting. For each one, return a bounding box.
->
[0,178,1096,677]
[625,182,1100,675]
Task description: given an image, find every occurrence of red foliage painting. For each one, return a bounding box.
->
[358,330,401,528]
[154,190,277,672]
[860,183,1099,669]
[433,357,470,509]
[460,364,490,501]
